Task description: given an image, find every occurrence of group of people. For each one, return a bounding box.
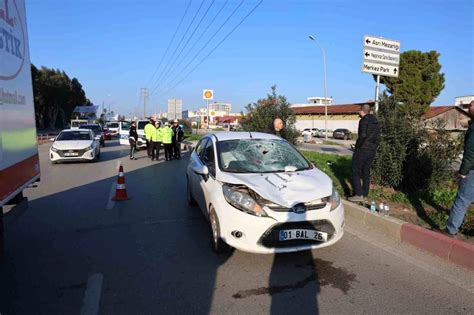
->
[128,118,184,161]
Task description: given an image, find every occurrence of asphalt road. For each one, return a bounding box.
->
[1,140,473,314]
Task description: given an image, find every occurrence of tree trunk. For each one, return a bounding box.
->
[48,106,59,130]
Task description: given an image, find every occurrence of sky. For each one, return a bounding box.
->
[26,0,473,116]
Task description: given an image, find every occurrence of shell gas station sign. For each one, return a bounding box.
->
[203,89,213,100]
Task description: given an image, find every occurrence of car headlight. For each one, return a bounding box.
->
[222,185,268,217]
[327,186,341,211]
[51,146,58,152]
[84,146,93,151]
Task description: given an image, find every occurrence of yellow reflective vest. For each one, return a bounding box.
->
[161,126,174,144]
[144,123,156,141]
[151,126,164,142]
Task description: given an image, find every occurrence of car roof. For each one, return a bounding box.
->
[82,124,101,127]
[61,129,93,132]
[205,131,281,141]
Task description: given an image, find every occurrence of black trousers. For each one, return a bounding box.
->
[352,148,376,197]
[146,140,152,157]
[164,143,173,160]
[129,139,136,158]
[151,141,161,160]
[172,141,181,159]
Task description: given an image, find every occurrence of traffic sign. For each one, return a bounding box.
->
[363,49,399,66]
[203,89,213,100]
[364,35,400,53]
[362,61,399,78]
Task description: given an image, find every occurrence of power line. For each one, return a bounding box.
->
[144,0,192,88]
[151,0,217,94]
[149,0,206,95]
[150,0,245,98]
[153,0,264,100]
[160,0,229,94]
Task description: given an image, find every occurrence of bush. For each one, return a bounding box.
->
[241,85,299,144]
[371,95,411,188]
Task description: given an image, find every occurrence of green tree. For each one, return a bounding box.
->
[377,50,445,118]
[241,85,299,144]
[31,64,91,129]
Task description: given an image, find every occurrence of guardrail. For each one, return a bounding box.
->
[36,133,58,145]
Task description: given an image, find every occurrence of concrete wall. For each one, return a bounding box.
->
[295,114,360,133]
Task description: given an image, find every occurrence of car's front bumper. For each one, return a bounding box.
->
[214,197,345,254]
[50,148,96,162]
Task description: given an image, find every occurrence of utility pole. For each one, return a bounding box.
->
[141,88,149,119]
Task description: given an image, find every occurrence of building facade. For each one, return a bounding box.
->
[290,97,333,108]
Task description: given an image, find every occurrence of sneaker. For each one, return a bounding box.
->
[348,195,365,202]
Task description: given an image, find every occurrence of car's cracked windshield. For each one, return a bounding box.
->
[217,139,311,173]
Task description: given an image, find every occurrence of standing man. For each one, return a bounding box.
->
[151,121,162,161]
[348,104,381,202]
[172,120,184,160]
[444,101,474,237]
[162,122,174,161]
[144,118,156,158]
[128,121,138,160]
[273,118,284,137]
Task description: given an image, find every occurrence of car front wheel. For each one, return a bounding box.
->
[209,207,231,254]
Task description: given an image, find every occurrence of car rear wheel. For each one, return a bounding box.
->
[209,207,231,254]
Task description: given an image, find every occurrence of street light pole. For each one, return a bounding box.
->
[309,35,329,140]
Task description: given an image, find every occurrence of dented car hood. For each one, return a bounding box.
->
[216,168,333,208]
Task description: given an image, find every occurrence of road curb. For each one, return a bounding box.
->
[343,200,474,271]
[342,200,404,240]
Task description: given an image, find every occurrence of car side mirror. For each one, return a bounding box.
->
[192,164,209,181]
[192,164,209,175]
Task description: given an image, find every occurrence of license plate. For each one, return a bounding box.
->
[278,229,327,242]
[64,152,79,156]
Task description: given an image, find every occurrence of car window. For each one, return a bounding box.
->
[57,131,92,141]
[107,122,119,128]
[217,139,311,173]
[137,121,147,130]
[201,140,216,176]
[195,138,208,158]
[121,122,131,131]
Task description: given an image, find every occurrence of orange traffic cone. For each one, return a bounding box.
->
[112,165,129,201]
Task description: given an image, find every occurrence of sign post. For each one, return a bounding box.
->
[203,89,214,128]
[361,35,401,113]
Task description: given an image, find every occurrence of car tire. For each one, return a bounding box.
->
[186,177,196,206]
[209,207,231,254]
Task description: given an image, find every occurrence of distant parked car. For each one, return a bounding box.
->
[302,128,312,136]
[81,124,105,147]
[102,127,112,140]
[311,128,319,137]
[333,129,352,140]
[317,129,333,138]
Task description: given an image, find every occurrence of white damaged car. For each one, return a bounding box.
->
[186,132,344,254]
[50,129,101,164]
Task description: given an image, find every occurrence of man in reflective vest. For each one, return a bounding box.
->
[162,122,174,161]
[144,118,156,158]
[151,121,163,161]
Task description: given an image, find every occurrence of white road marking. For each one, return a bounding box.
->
[80,273,104,315]
[105,180,116,210]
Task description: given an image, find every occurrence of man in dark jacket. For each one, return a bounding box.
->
[348,104,381,202]
[128,121,138,160]
[444,101,474,237]
[171,120,184,160]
